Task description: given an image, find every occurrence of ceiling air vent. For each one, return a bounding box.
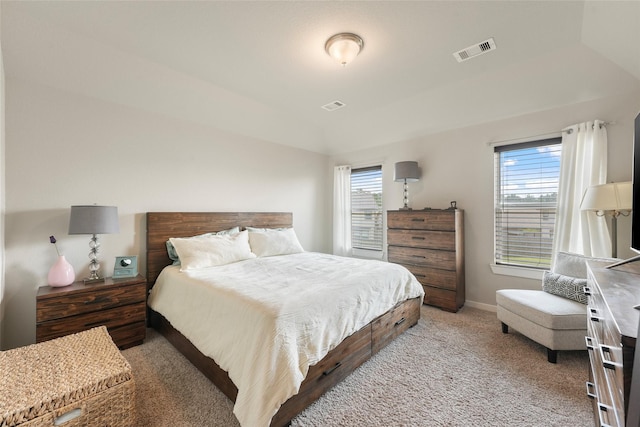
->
[321,100,346,112]
[453,38,496,63]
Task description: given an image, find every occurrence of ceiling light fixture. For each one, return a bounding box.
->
[325,33,364,66]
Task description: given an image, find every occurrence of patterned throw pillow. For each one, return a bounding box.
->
[542,271,588,304]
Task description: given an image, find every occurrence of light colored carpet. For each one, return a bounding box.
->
[122,305,593,426]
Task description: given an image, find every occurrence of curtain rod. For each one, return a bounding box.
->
[487,121,613,147]
[563,121,612,134]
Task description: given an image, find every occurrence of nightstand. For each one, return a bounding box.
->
[36,274,147,349]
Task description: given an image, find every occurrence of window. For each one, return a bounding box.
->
[351,166,383,253]
[494,138,562,269]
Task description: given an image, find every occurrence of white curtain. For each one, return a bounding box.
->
[552,120,610,257]
[333,165,352,256]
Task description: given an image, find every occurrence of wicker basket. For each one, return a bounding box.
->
[0,326,135,426]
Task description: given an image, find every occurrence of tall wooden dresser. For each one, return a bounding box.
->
[585,261,640,427]
[387,209,464,312]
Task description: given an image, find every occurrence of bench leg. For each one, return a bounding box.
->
[501,322,508,334]
[547,348,558,363]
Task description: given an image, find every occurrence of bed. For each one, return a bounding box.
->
[145,212,424,427]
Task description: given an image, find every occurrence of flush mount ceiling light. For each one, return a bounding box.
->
[325,33,364,66]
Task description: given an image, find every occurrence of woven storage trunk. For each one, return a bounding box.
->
[1,326,135,427]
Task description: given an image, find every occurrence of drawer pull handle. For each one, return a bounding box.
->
[583,286,592,296]
[322,362,342,376]
[414,274,425,278]
[589,308,598,315]
[395,317,406,327]
[599,344,621,370]
[412,255,426,259]
[585,336,595,351]
[84,296,110,305]
[85,321,106,328]
[411,218,425,222]
[597,402,616,426]
[585,381,597,399]
[590,315,602,323]
[411,236,426,240]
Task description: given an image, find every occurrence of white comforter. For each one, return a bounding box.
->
[147,252,424,427]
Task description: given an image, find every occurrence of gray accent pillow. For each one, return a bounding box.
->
[542,270,588,304]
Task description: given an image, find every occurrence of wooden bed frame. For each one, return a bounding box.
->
[146,212,421,427]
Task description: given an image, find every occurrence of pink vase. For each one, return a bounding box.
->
[48,255,75,287]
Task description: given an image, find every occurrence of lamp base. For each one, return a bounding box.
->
[83,276,106,284]
[399,207,413,211]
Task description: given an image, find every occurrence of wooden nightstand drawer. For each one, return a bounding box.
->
[36,282,146,322]
[387,229,455,250]
[36,302,146,343]
[109,321,147,349]
[387,211,455,231]
[36,275,147,348]
[388,246,456,270]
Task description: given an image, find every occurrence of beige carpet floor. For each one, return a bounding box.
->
[122,305,594,426]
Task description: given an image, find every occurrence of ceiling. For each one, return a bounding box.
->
[2,1,639,155]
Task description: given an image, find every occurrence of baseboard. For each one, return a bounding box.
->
[464,300,497,313]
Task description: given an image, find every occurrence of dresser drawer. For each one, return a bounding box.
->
[36,283,146,322]
[601,340,625,409]
[387,229,455,250]
[388,211,455,231]
[401,264,458,291]
[423,286,458,311]
[36,302,146,343]
[388,246,456,270]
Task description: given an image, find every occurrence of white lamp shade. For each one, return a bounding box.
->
[69,205,120,235]
[394,161,420,182]
[580,182,632,212]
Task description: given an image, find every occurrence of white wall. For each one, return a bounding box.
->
[0,2,5,347]
[4,77,639,350]
[331,91,640,310]
[2,78,330,349]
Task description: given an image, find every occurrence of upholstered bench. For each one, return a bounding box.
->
[496,252,617,363]
[0,326,135,426]
[496,289,587,363]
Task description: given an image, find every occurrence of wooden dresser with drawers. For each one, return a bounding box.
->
[585,261,640,427]
[387,209,464,312]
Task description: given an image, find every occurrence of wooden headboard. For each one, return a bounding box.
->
[146,212,293,286]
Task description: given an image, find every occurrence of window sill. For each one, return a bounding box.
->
[352,248,384,260]
[490,264,545,280]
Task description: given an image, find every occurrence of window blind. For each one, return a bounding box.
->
[351,166,383,251]
[494,138,562,269]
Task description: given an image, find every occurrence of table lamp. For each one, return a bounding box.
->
[394,161,420,210]
[580,182,632,258]
[69,205,119,282]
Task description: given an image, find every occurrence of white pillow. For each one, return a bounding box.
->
[552,251,619,279]
[248,227,304,257]
[166,226,240,265]
[170,230,255,271]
